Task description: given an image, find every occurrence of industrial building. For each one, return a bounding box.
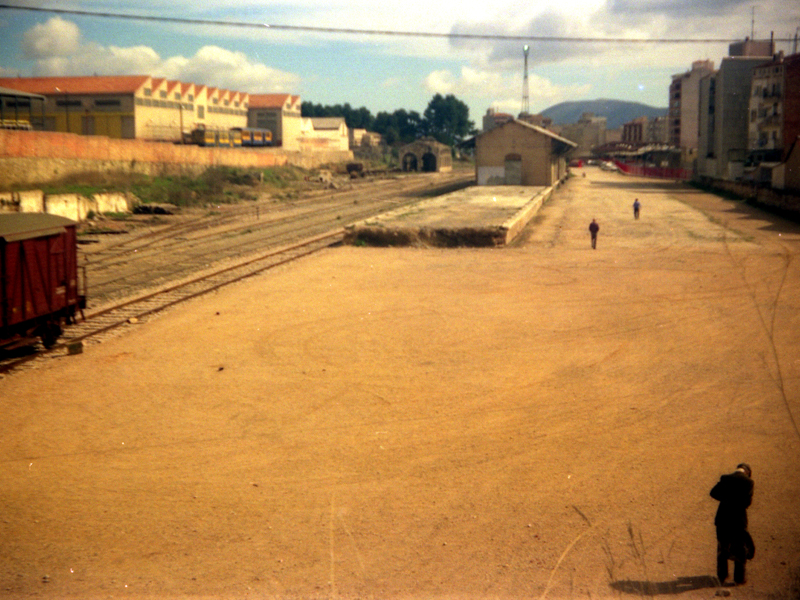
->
[302,117,350,152]
[474,119,575,186]
[0,86,45,130]
[247,94,302,149]
[0,75,248,141]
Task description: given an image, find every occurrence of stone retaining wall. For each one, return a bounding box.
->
[0,190,134,220]
[693,176,800,219]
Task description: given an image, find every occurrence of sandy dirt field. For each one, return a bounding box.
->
[1,167,799,600]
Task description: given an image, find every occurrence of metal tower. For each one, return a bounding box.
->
[522,45,530,116]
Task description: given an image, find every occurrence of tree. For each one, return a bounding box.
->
[300,94,475,148]
[300,102,374,130]
[373,109,423,145]
[422,94,475,147]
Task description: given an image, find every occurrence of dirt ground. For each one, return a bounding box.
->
[1,167,799,600]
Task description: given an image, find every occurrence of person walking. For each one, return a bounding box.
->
[588,219,599,249]
[710,463,755,586]
[633,198,641,219]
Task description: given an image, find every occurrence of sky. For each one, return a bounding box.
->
[0,0,798,125]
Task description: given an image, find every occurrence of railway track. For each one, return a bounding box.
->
[0,170,474,374]
[0,230,342,374]
[83,171,472,306]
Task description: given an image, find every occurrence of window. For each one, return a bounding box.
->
[143,88,151,96]
[197,105,204,118]
[160,90,167,99]
[95,98,121,107]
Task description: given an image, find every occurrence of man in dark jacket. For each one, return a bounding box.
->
[710,463,754,585]
[588,219,599,249]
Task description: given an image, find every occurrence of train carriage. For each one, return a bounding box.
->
[0,214,86,349]
[189,127,271,148]
[231,127,272,147]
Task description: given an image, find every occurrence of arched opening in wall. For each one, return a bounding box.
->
[422,152,437,172]
[402,153,418,172]
[504,153,522,185]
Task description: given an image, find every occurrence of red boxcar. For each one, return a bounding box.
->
[1,214,86,349]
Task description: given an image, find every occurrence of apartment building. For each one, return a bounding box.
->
[668,60,715,165]
[748,52,800,164]
[697,56,774,180]
[557,113,607,159]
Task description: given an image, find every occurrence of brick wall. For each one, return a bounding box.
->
[0,129,291,187]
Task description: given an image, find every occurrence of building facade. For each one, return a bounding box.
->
[398,138,452,173]
[668,59,715,163]
[556,113,607,159]
[698,56,774,180]
[298,117,350,152]
[474,119,576,186]
[247,94,302,149]
[748,52,800,164]
[0,75,248,141]
[482,108,514,132]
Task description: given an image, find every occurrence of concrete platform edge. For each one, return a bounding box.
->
[344,185,555,248]
[500,185,554,245]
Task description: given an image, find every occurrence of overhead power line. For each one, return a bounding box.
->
[0,3,794,44]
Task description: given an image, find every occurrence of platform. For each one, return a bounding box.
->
[343,185,554,247]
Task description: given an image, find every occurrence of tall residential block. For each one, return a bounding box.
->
[669,60,715,162]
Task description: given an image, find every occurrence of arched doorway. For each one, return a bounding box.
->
[402,153,418,172]
[422,152,437,172]
[504,153,522,185]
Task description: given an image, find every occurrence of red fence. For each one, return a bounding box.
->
[613,161,692,181]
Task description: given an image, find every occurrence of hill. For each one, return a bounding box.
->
[540,99,667,129]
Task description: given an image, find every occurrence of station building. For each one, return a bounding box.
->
[474,119,576,186]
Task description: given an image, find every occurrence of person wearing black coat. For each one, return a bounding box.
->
[710,463,754,585]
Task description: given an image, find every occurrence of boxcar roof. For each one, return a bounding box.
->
[0,214,77,242]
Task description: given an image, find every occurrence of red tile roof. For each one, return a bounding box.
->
[0,75,151,95]
[249,93,293,109]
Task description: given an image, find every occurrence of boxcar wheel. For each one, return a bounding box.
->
[40,321,63,349]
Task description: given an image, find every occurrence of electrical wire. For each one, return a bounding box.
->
[0,3,794,44]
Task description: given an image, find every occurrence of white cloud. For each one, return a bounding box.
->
[425,66,590,106]
[22,18,300,93]
[155,46,301,93]
[22,17,81,59]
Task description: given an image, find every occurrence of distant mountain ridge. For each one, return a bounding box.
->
[540,99,668,130]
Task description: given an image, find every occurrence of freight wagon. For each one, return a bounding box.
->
[0,214,86,349]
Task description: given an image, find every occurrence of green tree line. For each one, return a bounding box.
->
[301,94,476,148]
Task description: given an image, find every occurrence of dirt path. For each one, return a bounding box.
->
[1,167,799,599]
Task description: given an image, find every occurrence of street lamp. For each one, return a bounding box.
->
[55,86,68,133]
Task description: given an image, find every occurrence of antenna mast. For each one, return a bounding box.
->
[522,45,530,116]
